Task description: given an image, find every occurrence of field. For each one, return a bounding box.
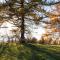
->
[0,42,60,60]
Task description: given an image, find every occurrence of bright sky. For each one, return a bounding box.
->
[0,22,17,36]
[0,0,46,40]
[0,0,60,41]
[0,21,46,40]
[32,27,45,40]
[0,0,6,3]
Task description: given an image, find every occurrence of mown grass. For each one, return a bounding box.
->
[0,42,60,60]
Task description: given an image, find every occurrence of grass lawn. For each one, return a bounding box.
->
[0,42,60,60]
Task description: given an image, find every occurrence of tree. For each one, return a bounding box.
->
[0,0,60,43]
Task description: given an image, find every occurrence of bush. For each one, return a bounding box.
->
[31,38,37,43]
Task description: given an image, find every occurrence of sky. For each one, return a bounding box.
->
[0,0,46,40]
[0,0,60,41]
[0,0,60,3]
[42,0,60,3]
[0,0,6,4]
[0,22,17,36]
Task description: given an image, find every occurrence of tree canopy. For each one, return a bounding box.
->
[0,0,60,43]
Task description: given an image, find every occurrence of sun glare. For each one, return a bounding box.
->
[32,27,46,40]
[0,22,46,40]
[0,22,17,36]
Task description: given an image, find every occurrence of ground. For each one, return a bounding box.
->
[0,42,60,60]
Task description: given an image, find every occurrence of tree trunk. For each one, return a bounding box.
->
[20,0,25,43]
[20,14,25,43]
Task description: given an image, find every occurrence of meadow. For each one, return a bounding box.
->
[0,42,60,60]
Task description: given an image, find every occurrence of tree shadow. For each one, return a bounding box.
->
[0,43,60,60]
[0,43,8,55]
[23,43,60,60]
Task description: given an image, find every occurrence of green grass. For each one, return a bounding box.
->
[0,43,60,60]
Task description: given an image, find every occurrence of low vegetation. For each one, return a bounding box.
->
[0,42,60,60]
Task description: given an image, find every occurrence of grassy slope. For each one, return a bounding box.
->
[0,43,60,60]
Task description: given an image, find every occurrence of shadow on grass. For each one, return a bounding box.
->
[23,43,60,60]
[0,43,8,55]
[0,43,60,60]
